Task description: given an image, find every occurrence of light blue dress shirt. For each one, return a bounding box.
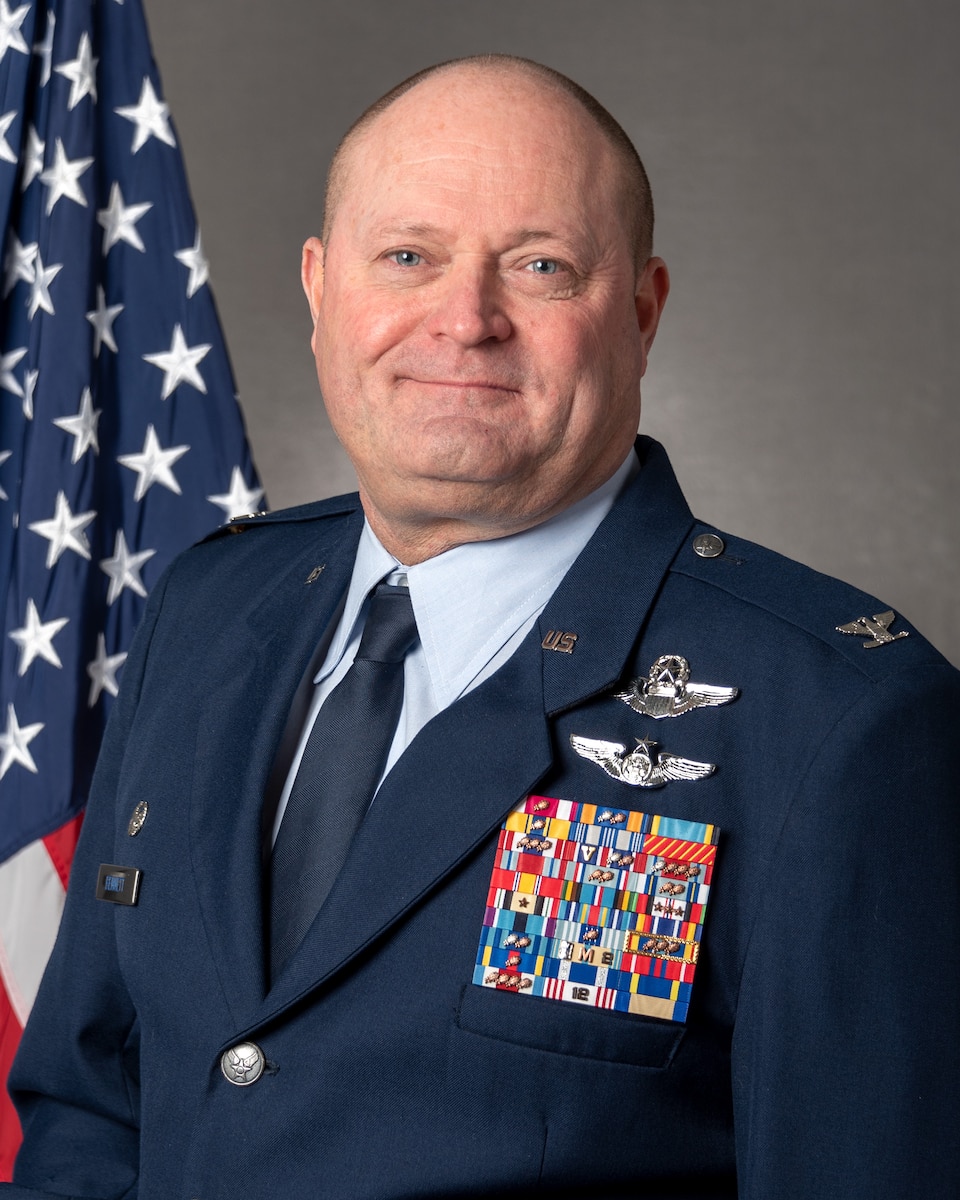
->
[271,451,636,843]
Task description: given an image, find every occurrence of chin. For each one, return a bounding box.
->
[397,428,535,486]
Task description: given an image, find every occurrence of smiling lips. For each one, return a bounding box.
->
[400,377,520,394]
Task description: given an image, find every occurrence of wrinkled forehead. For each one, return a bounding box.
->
[333,68,627,232]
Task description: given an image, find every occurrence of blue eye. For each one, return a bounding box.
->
[390,250,422,266]
[528,258,559,274]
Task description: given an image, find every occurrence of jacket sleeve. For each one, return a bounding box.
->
[731,661,960,1198]
[2,568,175,1200]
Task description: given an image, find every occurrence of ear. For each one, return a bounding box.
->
[301,237,325,339]
[634,256,670,374]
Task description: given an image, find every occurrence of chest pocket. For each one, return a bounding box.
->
[456,982,685,1068]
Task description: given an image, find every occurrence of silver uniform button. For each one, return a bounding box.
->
[692,533,725,559]
[220,1041,265,1086]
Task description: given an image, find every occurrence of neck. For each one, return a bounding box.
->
[361,506,543,565]
[357,452,637,565]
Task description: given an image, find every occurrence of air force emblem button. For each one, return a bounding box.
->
[220,1042,266,1086]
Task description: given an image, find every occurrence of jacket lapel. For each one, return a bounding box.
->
[539,437,696,715]
[189,511,362,1020]
[253,438,696,1025]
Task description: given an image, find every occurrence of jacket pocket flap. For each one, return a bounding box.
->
[456,983,685,1068]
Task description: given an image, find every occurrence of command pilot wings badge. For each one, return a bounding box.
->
[836,610,909,649]
[570,734,715,788]
[615,655,738,719]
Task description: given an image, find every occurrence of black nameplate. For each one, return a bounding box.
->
[96,863,142,906]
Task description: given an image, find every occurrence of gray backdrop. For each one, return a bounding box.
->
[143,0,960,666]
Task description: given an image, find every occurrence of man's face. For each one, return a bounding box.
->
[303,68,668,560]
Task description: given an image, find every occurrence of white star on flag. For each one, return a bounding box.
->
[174,231,209,298]
[115,77,175,153]
[8,598,68,676]
[97,181,152,253]
[85,285,123,355]
[32,8,54,86]
[3,232,36,296]
[118,423,188,500]
[0,448,11,500]
[0,703,43,780]
[52,387,101,462]
[143,323,211,398]
[100,529,155,604]
[0,110,17,164]
[54,30,97,110]
[27,490,96,567]
[21,124,44,190]
[22,366,37,419]
[39,137,94,215]
[0,1,29,65]
[0,345,25,397]
[207,466,265,521]
[86,635,127,707]
[26,250,63,320]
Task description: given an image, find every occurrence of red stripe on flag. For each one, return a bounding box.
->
[0,977,24,1182]
[0,812,80,1180]
[41,812,84,890]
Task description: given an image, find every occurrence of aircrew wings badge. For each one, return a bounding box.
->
[473,795,720,1023]
[615,654,738,719]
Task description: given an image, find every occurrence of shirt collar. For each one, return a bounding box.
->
[323,450,637,708]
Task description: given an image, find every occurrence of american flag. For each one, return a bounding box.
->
[0,0,262,1175]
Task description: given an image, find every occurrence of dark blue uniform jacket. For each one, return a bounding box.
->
[6,438,960,1198]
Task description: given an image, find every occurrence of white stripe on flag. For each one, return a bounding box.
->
[0,840,65,1026]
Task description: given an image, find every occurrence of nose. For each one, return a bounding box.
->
[424,261,512,346]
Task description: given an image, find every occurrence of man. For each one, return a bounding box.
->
[5,56,959,1199]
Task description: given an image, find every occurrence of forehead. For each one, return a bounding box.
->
[334,70,626,241]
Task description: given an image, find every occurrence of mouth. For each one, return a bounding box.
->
[399,377,520,394]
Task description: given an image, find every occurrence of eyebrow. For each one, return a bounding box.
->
[373,223,571,246]
[374,223,444,239]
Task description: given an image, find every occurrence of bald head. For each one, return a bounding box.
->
[322,55,655,271]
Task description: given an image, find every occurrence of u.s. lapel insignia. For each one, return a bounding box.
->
[473,795,720,1022]
[615,654,738,719]
[542,630,578,654]
[836,610,908,649]
[569,734,715,788]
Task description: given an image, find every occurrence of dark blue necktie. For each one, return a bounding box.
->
[269,582,418,979]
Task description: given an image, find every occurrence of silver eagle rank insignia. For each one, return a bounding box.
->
[836,610,909,649]
[614,654,739,719]
[570,734,716,788]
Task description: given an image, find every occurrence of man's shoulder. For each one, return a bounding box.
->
[665,519,952,680]
[197,490,363,544]
[154,491,364,602]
